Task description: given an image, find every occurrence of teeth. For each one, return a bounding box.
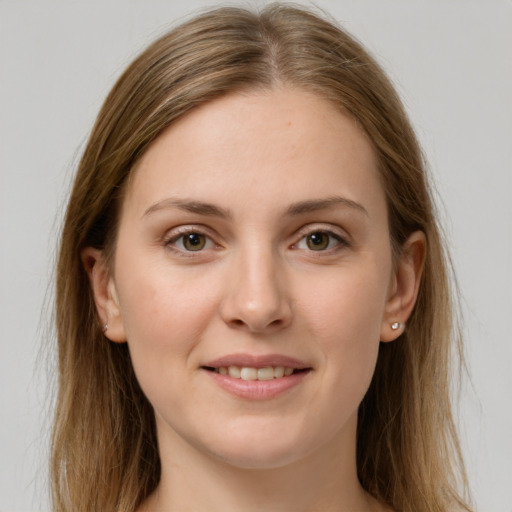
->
[228,366,241,378]
[216,365,299,380]
[257,367,275,381]
[274,366,285,378]
[241,367,258,380]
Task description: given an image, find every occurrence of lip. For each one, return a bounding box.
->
[203,353,310,369]
[203,369,310,400]
[201,353,312,401]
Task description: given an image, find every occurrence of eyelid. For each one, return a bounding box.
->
[292,224,350,250]
[161,223,349,253]
[163,225,220,253]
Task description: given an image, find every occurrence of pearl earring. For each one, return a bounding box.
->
[391,322,401,331]
[103,324,109,333]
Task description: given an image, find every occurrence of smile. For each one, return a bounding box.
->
[206,366,302,380]
[201,355,312,400]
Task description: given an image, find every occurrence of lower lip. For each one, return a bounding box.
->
[203,369,310,400]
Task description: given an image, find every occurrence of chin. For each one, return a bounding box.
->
[197,420,318,470]
[209,442,304,470]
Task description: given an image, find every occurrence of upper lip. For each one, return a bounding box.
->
[202,353,311,369]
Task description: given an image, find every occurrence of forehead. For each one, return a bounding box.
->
[124,87,384,219]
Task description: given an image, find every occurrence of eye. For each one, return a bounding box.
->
[295,230,343,251]
[168,231,214,252]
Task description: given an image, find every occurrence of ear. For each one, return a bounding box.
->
[81,247,127,343]
[380,231,426,342]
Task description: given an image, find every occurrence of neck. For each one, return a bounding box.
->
[141,414,381,512]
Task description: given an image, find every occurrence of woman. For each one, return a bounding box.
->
[52,4,471,511]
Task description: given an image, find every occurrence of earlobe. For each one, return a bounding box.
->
[380,231,426,342]
[81,247,127,343]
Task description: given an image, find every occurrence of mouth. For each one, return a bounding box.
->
[200,354,312,400]
[201,365,310,381]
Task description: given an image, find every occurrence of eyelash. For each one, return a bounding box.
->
[293,229,347,252]
[163,226,348,255]
[163,227,217,255]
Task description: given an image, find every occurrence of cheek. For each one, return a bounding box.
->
[114,258,221,381]
[302,262,389,346]
[299,259,390,401]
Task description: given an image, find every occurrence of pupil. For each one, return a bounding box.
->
[184,233,205,250]
[308,232,328,250]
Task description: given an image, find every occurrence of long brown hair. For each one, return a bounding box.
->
[52,4,471,511]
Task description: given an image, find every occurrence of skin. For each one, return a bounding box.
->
[84,87,425,512]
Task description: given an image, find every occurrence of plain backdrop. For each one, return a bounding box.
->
[1,0,511,510]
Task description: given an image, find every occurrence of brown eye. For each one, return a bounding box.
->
[166,230,215,254]
[295,230,344,252]
[306,232,330,250]
[182,233,207,251]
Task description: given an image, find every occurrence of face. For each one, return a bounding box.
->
[96,88,408,470]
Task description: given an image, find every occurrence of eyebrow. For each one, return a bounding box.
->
[142,195,368,219]
[143,198,232,219]
[285,196,368,217]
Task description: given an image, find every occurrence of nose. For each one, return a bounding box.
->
[219,247,293,333]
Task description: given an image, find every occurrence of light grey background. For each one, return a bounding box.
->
[1,1,511,510]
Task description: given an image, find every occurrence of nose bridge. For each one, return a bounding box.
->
[221,239,291,332]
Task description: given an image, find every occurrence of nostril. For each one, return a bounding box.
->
[230,318,283,330]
